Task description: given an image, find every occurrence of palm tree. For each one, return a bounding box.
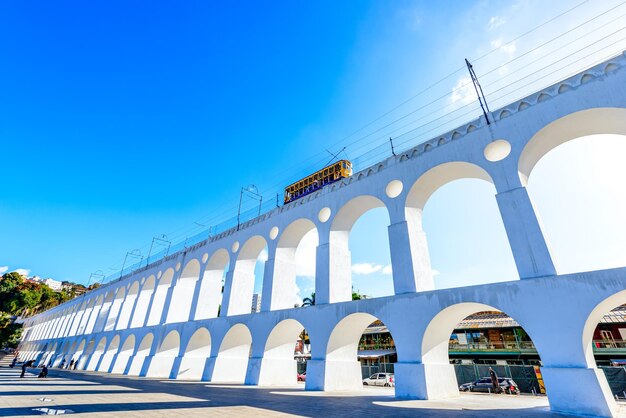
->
[301,292,315,307]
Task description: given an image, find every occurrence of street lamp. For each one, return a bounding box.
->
[120,249,143,280]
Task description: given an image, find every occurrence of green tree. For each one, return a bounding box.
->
[301,292,315,307]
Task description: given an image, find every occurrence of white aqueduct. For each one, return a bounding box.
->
[18,52,626,417]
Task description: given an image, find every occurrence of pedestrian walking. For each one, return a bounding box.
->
[488,367,500,394]
[59,359,65,369]
[69,359,74,369]
[20,362,27,378]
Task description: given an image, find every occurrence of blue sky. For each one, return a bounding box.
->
[1,1,625,302]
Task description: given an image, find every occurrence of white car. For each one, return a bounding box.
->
[363,373,395,387]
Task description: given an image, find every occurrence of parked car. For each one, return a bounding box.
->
[363,373,395,387]
[459,377,520,394]
[297,372,306,382]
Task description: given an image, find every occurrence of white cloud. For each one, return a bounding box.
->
[382,265,393,275]
[14,268,30,276]
[352,263,383,275]
[490,38,516,56]
[488,16,505,30]
[450,76,475,105]
[0,266,8,274]
[432,269,441,277]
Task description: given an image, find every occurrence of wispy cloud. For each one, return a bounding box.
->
[490,38,516,56]
[0,266,8,274]
[14,268,30,276]
[488,16,505,31]
[450,76,475,104]
[352,263,393,276]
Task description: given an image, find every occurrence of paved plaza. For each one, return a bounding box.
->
[3,359,618,418]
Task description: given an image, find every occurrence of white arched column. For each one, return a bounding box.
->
[262,219,318,312]
[307,312,378,391]
[146,269,175,326]
[97,335,120,372]
[146,330,180,378]
[131,276,155,328]
[93,293,114,333]
[177,328,211,380]
[112,335,135,374]
[221,236,267,316]
[77,339,95,370]
[128,333,154,376]
[194,250,228,320]
[208,324,252,383]
[246,319,304,386]
[76,299,95,335]
[84,296,103,334]
[117,282,139,330]
[105,288,126,331]
[86,337,107,371]
[167,259,201,323]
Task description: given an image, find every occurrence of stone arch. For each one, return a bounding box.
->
[146,268,175,326]
[212,324,252,383]
[117,281,140,330]
[225,236,268,316]
[405,162,493,213]
[147,330,180,378]
[167,259,201,323]
[271,219,318,310]
[521,108,626,274]
[518,108,626,184]
[105,287,126,331]
[129,333,154,376]
[112,334,136,374]
[78,339,95,370]
[86,336,107,371]
[329,195,391,302]
[85,294,104,334]
[195,249,229,320]
[420,302,541,399]
[177,327,211,380]
[404,162,514,289]
[131,275,155,328]
[76,297,96,335]
[320,312,384,391]
[68,302,87,337]
[71,339,86,368]
[583,289,626,368]
[257,319,307,386]
[43,342,59,367]
[98,334,121,372]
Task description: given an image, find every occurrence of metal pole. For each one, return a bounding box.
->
[465,58,491,125]
[237,187,244,231]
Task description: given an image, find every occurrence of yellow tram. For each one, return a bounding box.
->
[284,160,353,204]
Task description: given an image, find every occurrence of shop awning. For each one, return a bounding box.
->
[357,349,396,359]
